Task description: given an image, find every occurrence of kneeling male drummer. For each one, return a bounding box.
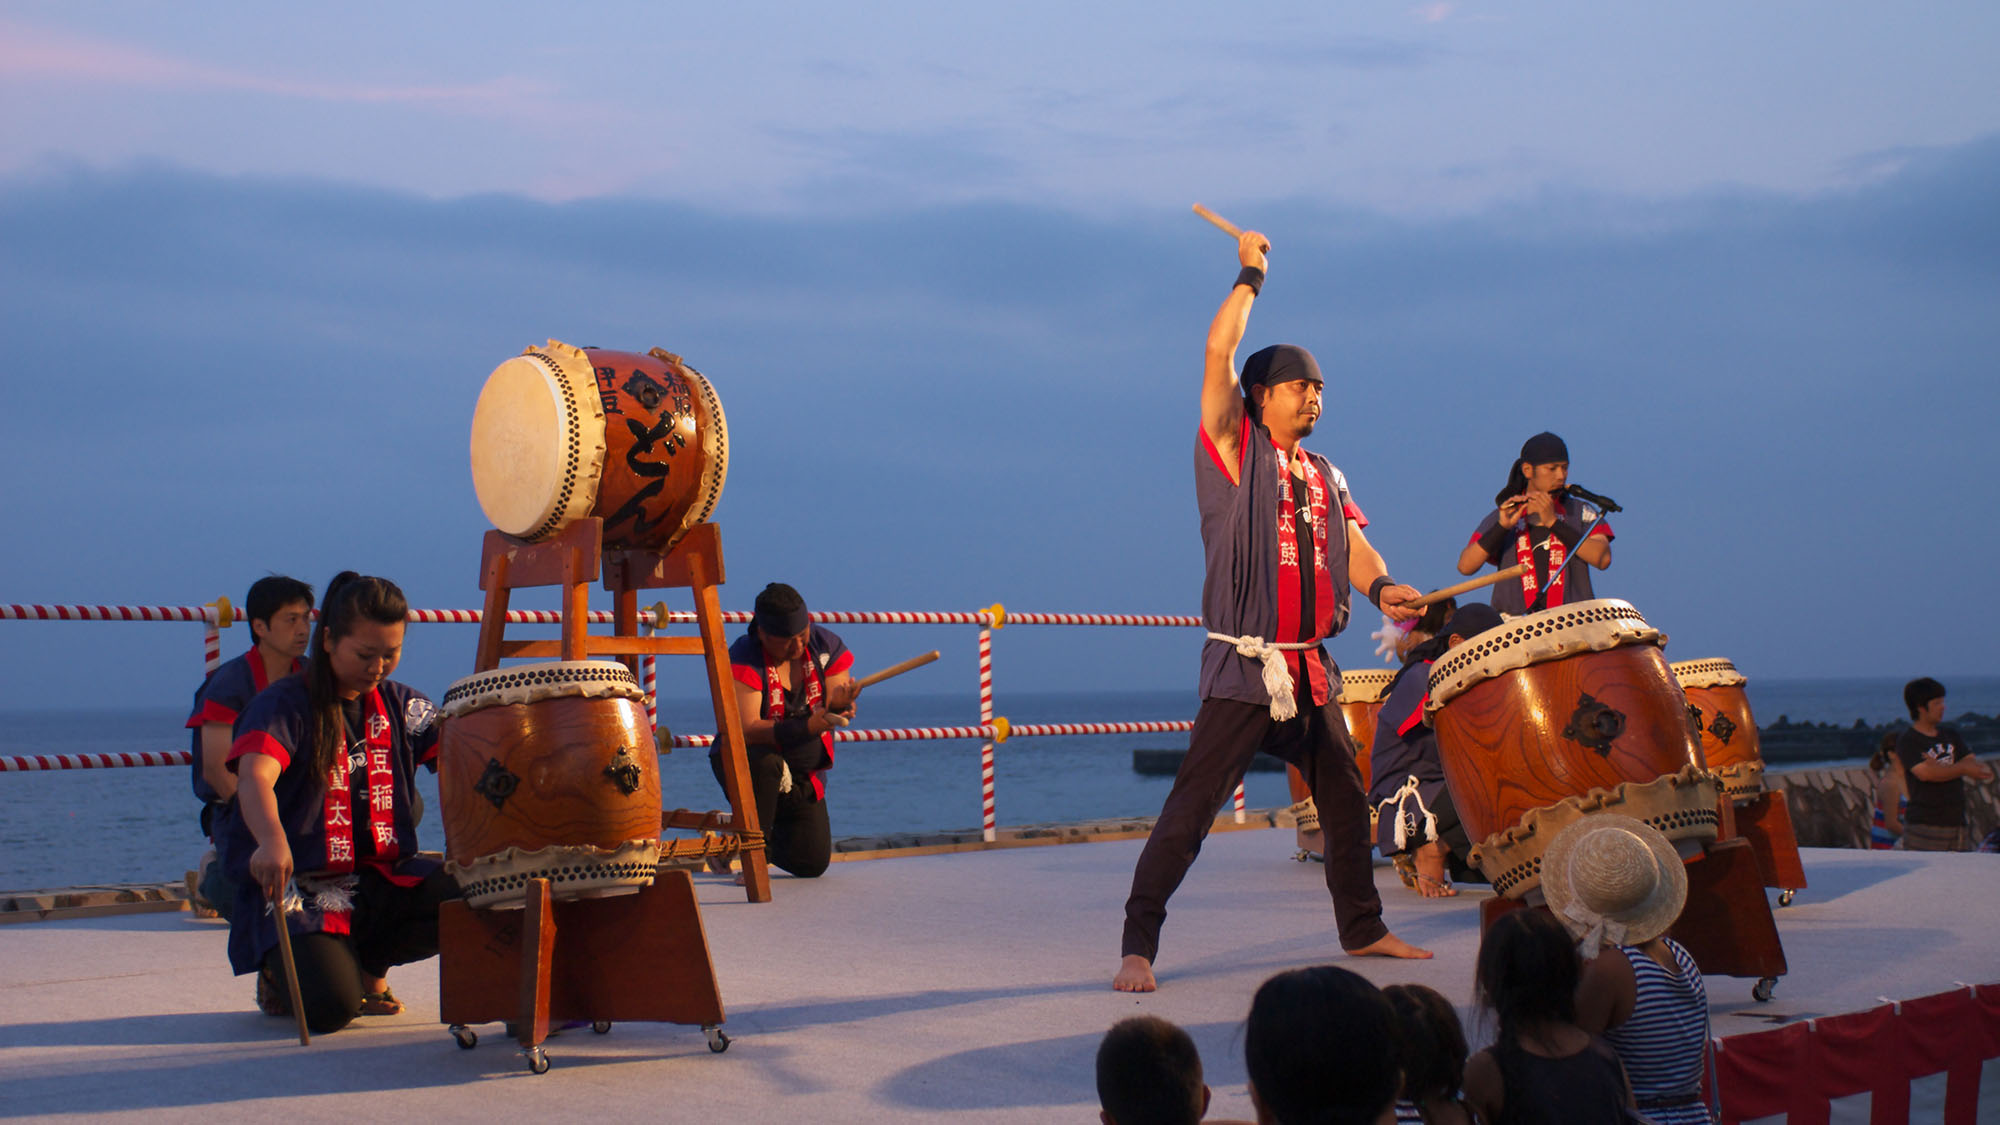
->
[713,583,859,879]
[185,574,314,917]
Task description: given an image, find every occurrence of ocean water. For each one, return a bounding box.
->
[4,678,1997,894]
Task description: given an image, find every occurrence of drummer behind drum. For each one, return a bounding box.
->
[715,583,858,880]
[1456,432,1612,615]
[1366,604,1503,897]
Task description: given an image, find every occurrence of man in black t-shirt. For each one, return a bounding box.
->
[1894,677,1994,851]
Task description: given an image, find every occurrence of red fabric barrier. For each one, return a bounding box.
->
[1713,984,2000,1124]
[1806,1002,1906,1124]
[1715,1020,1809,1123]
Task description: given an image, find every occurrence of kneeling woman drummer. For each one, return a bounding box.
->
[220,572,458,1034]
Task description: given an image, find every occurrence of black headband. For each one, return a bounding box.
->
[1519,431,1568,465]
[1241,344,1324,398]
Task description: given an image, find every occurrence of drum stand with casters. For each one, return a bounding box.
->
[439,517,761,1072]
[1717,788,1808,907]
[1478,832,1789,1003]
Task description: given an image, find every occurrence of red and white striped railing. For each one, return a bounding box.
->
[3,599,1243,830]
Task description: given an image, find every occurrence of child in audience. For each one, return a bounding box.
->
[1383,983,1475,1124]
[1242,965,1401,1125]
[1097,1015,1210,1125]
[1462,909,1632,1124]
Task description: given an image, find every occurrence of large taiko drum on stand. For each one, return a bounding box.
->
[469,339,728,551]
[1427,599,1719,899]
[1671,658,1764,799]
[1285,668,1397,841]
[438,661,663,909]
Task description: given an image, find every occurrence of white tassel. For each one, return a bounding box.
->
[1374,776,1439,854]
[778,760,793,794]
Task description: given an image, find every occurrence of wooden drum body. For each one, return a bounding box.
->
[470,339,728,552]
[439,661,663,909]
[1671,658,1764,799]
[1427,600,1719,898]
[1285,668,1396,838]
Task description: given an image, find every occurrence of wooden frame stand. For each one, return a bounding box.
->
[1729,789,1808,902]
[439,872,729,1070]
[469,517,770,902]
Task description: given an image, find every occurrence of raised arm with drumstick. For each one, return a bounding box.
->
[1113,210,1433,994]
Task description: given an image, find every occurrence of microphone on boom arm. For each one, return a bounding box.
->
[1556,484,1622,514]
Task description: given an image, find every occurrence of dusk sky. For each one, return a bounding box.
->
[3,3,1997,713]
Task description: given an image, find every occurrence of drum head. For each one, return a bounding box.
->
[1426,598,1666,713]
[1670,657,1746,689]
[440,659,645,719]
[1337,667,1397,704]
[470,342,607,541]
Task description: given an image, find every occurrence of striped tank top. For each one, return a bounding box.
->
[1602,938,1712,1124]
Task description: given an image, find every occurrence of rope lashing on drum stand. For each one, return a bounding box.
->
[1373,775,1439,852]
[1206,632,1320,722]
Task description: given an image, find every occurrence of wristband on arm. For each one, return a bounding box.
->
[1368,575,1397,610]
[1235,266,1265,297]
[1476,522,1511,563]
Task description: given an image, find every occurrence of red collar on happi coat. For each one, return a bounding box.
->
[1514,503,1570,608]
[1273,442,1337,706]
[321,688,399,882]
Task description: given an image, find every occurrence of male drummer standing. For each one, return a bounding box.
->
[1113,229,1431,992]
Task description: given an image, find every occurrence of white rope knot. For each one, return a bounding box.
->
[1373,775,1439,853]
[777,760,793,794]
[1207,632,1318,722]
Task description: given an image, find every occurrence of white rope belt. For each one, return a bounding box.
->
[1373,774,1439,853]
[1206,632,1321,722]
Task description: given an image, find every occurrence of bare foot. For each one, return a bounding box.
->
[706,854,733,876]
[1414,841,1458,898]
[1113,954,1158,992]
[1349,932,1434,959]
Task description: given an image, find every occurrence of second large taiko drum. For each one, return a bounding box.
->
[1671,657,1765,799]
[469,339,728,551]
[1426,599,1719,898]
[438,660,663,909]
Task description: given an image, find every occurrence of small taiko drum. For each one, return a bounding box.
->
[1285,668,1398,836]
[438,661,662,909]
[1671,658,1764,799]
[469,339,728,551]
[1426,599,1719,899]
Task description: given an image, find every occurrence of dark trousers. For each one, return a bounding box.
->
[264,866,458,1034]
[1122,697,1387,962]
[711,747,832,878]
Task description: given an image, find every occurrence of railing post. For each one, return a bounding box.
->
[978,604,1005,843]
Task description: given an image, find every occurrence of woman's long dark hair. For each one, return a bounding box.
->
[1474,909,1581,1048]
[304,572,409,781]
[1244,965,1400,1125]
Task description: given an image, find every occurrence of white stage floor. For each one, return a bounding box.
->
[2,832,1995,1123]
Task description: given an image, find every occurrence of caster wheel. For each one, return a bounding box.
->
[525,1046,551,1074]
[1752,977,1777,1003]
[1293,850,1310,863]
[705,1025,731,1053]
[1778,889,1797,907]
[450,1025,477,1050]
[592,1021,612,1035]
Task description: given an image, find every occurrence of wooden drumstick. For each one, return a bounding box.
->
[1404,565,1529,609]
[270,888,311,1046]
[1192,203,1244,238]
[852,650,941,691]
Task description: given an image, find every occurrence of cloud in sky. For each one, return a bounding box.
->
[0,19,550,108]
[1,134,1997,710]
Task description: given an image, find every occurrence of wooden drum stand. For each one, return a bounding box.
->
[437,518,764,1072]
